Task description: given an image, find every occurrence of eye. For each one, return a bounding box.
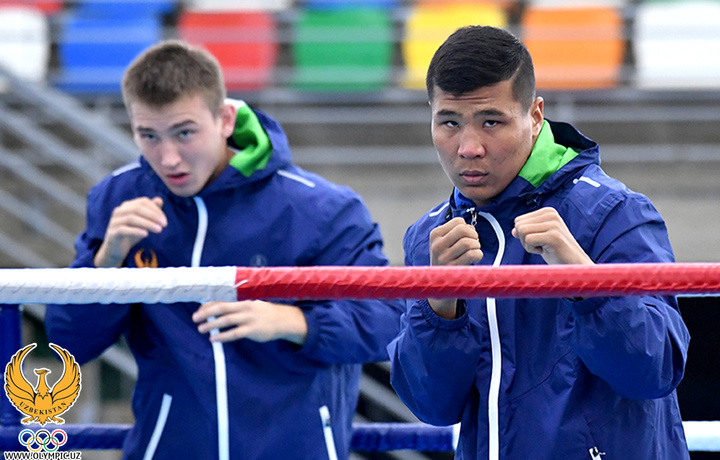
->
[176,128,196,141]
[138,132,157,142]
[437,119,459,129]
[484,120,500,128]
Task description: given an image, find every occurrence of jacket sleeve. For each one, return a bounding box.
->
[296,192,405,364]
[44,186,134,366]
[388,220,483,426]
[388,299,483,426]
[567,194,690,399]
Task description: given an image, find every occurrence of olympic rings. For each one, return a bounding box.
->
[18,428,67,452]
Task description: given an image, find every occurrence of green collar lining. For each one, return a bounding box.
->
[518,120,579,188]
[228,100,273,177]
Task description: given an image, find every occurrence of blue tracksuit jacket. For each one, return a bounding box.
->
[388,120,691,460]
[45,105,404,459]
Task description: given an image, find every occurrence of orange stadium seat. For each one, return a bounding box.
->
[178,10,279,92]
[520,2,626,90]
[401,2,510,90]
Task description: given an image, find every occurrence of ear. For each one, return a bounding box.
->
[219,103,237,138]
[530,97,544,138]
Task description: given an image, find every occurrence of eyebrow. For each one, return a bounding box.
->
[135,119,197,133]
[434,108,506,118]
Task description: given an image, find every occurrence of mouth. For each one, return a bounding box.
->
[459,171,488,185]
[165,172,190,186]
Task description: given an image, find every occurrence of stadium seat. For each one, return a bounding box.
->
[401,2,509,90]
[520,2,626,90]
[522,0,625,6]
[54,12,162,94]
[0,6,50,85]
[71,0,176,18]
[634,0,720,89]
[178,10,279,91]
[302,0,399,8]
[291,7,394,91]
[0,1,62,14]
[187,0,290,11]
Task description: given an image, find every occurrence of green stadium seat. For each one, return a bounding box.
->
[303,0,399,8]
[291,7,394,91]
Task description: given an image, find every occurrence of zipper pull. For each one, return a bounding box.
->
[589,446,605,460]
[467,208,478,226]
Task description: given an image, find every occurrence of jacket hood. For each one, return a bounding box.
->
[453,119,600,215]
[139,99,293,197]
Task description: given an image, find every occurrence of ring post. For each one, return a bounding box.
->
[0,303,22,426]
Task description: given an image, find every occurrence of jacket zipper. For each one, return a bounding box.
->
[319,405,339,460]
[142,393,172,460]
[193,197,230,460]
[468,208,505,460]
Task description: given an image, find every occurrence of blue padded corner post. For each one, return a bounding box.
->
[0,304,22,426]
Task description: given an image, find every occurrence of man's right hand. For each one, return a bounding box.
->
[428,217,484,319]
[94,197,167,268]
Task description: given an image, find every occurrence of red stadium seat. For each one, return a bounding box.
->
[178,10,279,92]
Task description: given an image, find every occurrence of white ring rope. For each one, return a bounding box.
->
[685,421,720,451]
[0,267,238,304]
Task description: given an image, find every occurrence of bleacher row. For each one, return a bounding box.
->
[1,0,720,96]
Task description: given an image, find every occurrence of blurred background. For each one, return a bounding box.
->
[1,0,720,458]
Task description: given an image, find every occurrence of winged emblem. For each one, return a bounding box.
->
[4,343,82,425]
[134,248,158,268]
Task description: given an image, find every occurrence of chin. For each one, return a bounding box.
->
[166,185,197,197]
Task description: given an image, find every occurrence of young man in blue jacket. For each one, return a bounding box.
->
[44,40,404,459]
[388,26,691,460]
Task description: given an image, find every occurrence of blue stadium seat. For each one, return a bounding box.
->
[54,12,162,94]
[71,0,175,19]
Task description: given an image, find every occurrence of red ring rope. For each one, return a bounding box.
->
[234,263,720,300]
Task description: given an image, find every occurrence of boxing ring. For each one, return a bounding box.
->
[1,264,720,454]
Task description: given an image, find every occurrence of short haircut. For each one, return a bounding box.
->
[426,25,536,111]
[122,40,226,116]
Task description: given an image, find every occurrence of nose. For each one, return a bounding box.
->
[158,140,182,169]
[457,128,486,159]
